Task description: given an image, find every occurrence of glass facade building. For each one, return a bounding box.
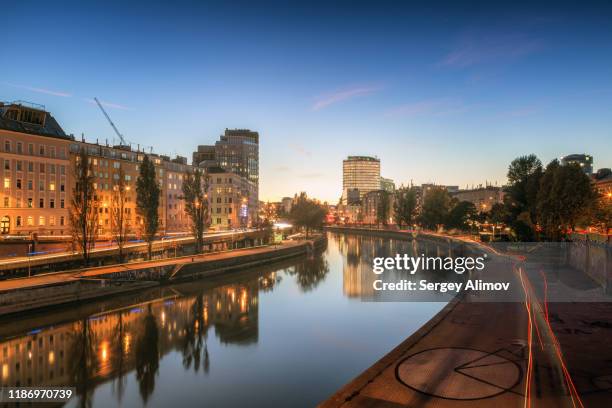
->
[342,156,380,204]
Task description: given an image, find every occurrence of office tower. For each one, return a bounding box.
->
[342,156,380,204]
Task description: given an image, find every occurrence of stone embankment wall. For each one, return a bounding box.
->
[0,236,327,316]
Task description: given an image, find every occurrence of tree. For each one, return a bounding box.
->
[111,167,130,263]
[69,148,99,266]
[488,202,509,225]
[592,196,612,233]
[504,154,543,241]
[182,169,209,253]
[394,186,418,228]
[419,187,451,230]
[376,191,391,226]
[536,160,599,240]
[134,304,160,404]
[289,192,327,238]
[261,201,277,224]
[136,155,161,259]
[445,200,477,230]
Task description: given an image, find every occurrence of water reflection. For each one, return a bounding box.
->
[0,233,448,407]
[0,271,272,407]
[286,256,330,292]
[337,233,464,301]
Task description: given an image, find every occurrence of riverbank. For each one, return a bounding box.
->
[0,235,327,316]
[322,226,611,407]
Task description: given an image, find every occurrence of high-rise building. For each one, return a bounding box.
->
[342,156,380,204]
[192,145,217,168]
[0,101,72,236]
[193,129,259,209]
[561,154,593,175]
[195,129,259,183]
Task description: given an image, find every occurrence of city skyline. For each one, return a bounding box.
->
[3,1,612,202]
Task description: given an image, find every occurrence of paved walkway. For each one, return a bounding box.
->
[322,227,608,407]
[321,295,586,407]
[0,241,301,293]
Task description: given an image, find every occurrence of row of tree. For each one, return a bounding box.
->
[393,186,477,231]
[489,154,607,240]
[70,149,209,266]
[390,154,609,240]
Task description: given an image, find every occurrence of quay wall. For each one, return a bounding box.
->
[0,236,327,316]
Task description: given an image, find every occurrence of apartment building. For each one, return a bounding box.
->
[69,142,203,237]
[207,166,257,230]
[0,102,72,236]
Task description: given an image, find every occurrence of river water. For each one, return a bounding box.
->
[0,233,445,407]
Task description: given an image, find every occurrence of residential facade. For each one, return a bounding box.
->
[452,185,505,212]
[0,102,72,236]
[69,141,205,238]
[207,167,257,230]
[362,190,394,225]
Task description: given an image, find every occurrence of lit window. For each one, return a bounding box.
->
[39,216,45,226]
[49,182,55,191]
[27,216,33,226]
[3,178,10,189]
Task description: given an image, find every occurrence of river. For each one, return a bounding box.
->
[0,232,446,407]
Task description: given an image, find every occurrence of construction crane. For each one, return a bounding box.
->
[94,97,127,146]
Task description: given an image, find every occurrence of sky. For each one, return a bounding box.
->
[2,0,612,202]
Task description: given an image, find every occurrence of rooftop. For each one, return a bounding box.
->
[0,101,70,140]
[345,155,380,162]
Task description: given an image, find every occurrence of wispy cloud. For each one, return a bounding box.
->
[84,98,132,111]
[299,173,324,179]
[290,143,312,157]
[440,33,544,68]
[385,98,471,117]
[3,82,72,97]
[312,85,382,111]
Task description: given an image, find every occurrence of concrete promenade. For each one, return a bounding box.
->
[322,227,611,408]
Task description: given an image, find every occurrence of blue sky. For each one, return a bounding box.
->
[2,1,612,202]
